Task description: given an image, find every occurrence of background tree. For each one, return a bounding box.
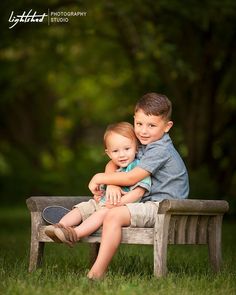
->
[0,0,235,213]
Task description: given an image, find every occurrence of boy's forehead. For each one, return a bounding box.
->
[106,133,135,144]
[134,110,164,122]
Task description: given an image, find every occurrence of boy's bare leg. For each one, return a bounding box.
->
[87,206,131,279]
[59,208,83,227]
[74,208,109,239]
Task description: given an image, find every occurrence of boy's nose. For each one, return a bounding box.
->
[118,150,126,157]
[140,126,148,134]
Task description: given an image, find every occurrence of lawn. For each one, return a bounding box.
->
[0,206,235,295]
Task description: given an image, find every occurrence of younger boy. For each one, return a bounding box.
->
[87,92,189,279]
[44,122,151,246]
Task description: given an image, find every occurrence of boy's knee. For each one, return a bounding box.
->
[103,207,131,227]
[104,208,119,223]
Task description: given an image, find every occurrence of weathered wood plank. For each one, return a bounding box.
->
[197,216,209,244]
[176,216,188,244]
[153,214,171,277]
[26,196,91,212]
[158,199,229,214]
[39,226,154,245]
[168,215,178,244]
[27,197,229,215]
[208,215,223,272]
[28,212,45,272]
[186,216,198,244]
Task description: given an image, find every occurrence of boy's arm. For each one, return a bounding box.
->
[105,160,125,205]
[105,186,146,208]
[88,166,150,195]
[105,160,118,172]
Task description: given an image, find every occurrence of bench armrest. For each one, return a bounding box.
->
[26,196,91,212]
[158,199,229,214]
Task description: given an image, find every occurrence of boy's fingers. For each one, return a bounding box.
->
[105,187,124,205]
[112,191,122,205]
[112,194,118,205]
[116,193,121,204]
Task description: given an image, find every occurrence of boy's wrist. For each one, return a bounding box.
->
[93,173,104,184]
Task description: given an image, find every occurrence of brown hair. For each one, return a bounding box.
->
[135,92,172,120]
[104,122,137,148]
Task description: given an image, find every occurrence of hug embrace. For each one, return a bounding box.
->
[44,92,189,279]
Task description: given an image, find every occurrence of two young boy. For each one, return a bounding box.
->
[87,92,189,279]
[46,92,189,279]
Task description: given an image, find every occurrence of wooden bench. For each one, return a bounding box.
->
[26,196,229,277]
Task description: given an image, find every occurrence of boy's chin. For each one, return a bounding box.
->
[137,136,151,145]
[118,160,132,167]
[139,139,150,145]
[119,162,129,167]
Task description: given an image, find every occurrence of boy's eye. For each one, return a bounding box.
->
[112,150,118,153]
[136,122,142,126]
[149,124,156,128]
[125,147,130,151]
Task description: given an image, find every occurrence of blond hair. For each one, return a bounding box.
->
[104,122,137,148]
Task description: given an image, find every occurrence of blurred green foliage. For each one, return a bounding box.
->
[0,0,236,214]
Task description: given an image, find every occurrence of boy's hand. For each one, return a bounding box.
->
[93,194,101,203]
[105,185,126,205]
[88,174,102,195]
[105,202,116,209]
[105,201,122,209]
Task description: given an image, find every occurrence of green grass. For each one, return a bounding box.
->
[0,206,235,295]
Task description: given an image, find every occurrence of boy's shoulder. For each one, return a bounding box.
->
[149,133,172,148]
[138,133,172,157]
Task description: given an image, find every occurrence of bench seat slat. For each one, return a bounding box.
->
[39,226,155,245]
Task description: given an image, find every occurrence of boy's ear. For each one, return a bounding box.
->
[105,149,111,159]
[165,121,173,133]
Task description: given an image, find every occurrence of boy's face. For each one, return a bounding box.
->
[105,133,137,168]
[134,109,173,145]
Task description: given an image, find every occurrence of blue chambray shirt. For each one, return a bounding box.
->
[137,133,189,202]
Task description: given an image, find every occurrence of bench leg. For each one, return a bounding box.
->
[89,243,100,266]
[29,240,45,272]
[28,212,45,272]
[153,214,171,277]
[208,215,223,273]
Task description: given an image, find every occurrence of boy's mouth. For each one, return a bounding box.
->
[139,136,150,142]
[119,159,129,165]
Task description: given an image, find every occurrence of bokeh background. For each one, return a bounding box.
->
[1,0,236,216]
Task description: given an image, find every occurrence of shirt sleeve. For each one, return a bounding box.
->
[130,175,151,197]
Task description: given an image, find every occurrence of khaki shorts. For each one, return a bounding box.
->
[73,199,104,221]
[126,201,160,227]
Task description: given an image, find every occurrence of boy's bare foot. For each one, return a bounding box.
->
[87,270,105,280]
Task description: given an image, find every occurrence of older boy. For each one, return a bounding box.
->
[87,93,189,279]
